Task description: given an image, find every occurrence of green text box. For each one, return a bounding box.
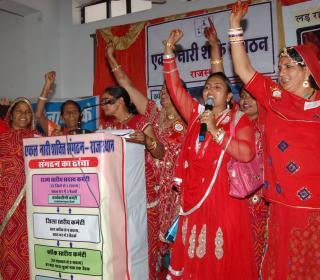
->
[34,245,102,276]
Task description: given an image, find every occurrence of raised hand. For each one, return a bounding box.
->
[204,17,219,46]
[105,40,116,59]
[167,29,184,46]
[44,71,56,94]
[229,0,250,27]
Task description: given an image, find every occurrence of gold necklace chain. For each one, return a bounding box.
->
[119,113,132,123]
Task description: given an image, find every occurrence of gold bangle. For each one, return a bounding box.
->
[166,42,176,50]
[111,64,122,72]
[147,140,157,151]
[163,53,175,59]
[38,96,48,101]
[210,58,223,65]
[212,128,226,145]
[228,27,243,32]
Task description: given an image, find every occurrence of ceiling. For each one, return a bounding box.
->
[0,0,197,17]
[73,0,167,7]
[0,0,39,17]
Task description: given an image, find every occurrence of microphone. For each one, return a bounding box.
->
[81,102,106,111]
[199,97,214,142]
[68,102,103,135]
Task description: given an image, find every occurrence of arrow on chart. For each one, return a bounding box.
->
[57,207,60,213]
[57,240,60,247]
[70,242,73,248]
[70,275,74,280]
[68,208,72,214]
[59,272,61,278]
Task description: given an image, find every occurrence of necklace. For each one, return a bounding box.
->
[167,113,175,120]
[119,113,132,123]
[304,89,315,100]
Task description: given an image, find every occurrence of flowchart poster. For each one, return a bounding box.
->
[23,133,129,280]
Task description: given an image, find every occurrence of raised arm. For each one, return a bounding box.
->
[105,42,148,115]
[35,71,56,135]
[163,29,196,123]
[229,0,256,84]
[204,18,224,73]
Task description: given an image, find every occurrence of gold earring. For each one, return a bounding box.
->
[303,80,310,88]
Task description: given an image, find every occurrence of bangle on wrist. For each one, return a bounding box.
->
[165,42,175,50]
[163,53,175,59]
[147,139,157,151]
[163,41,176,50]
[38,96,48,101]
[210,58,223,65]
[212,128,226,145]
[111,64,122,72]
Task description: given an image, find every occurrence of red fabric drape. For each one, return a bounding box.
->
[93,25,147,97]
[280,0,310,5]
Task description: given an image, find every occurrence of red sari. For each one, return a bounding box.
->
[245,72,320,279]
[145,101,186,240]
[164,57,257,279]
[103,114,160,280]
[0,99,38,280]
[247,117,268,273]
[145,100,186,279]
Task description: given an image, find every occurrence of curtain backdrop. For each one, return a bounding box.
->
[93,8,219,99]
[280,0,310,5]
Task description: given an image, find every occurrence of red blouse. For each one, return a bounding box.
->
[245,72,320,207]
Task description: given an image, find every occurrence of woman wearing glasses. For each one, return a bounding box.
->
[100,85,165,280]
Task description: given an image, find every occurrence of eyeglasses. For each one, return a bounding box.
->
[100,98,117,106]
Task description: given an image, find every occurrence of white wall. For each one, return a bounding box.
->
[0,0,231,99]
[0,11,27,99]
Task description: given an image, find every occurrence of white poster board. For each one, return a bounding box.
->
[23,132,148,280]
[146,1,278,99]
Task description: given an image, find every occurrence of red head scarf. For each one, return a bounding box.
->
[293,44,320,89]
[5,97,36,130]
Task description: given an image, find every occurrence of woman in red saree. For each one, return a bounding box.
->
[230,1,320,278]
[163,29,257,279]
[206,20,268,273]
[105,43,187,279]
[0,97,38,280]
[100,85,164,280]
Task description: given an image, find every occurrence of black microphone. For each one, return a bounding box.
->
[68,102,103,135]
[81,102,106,111]
[199,97,214,142]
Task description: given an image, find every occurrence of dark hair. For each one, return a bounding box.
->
[60,100,81,116]
[60,100,82,127]
[309,75,319,90]
[206,72,233,108]
[239,85,256,100]
[105,86,138,114]
[279,47,305,66]
[206,72,232,93]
